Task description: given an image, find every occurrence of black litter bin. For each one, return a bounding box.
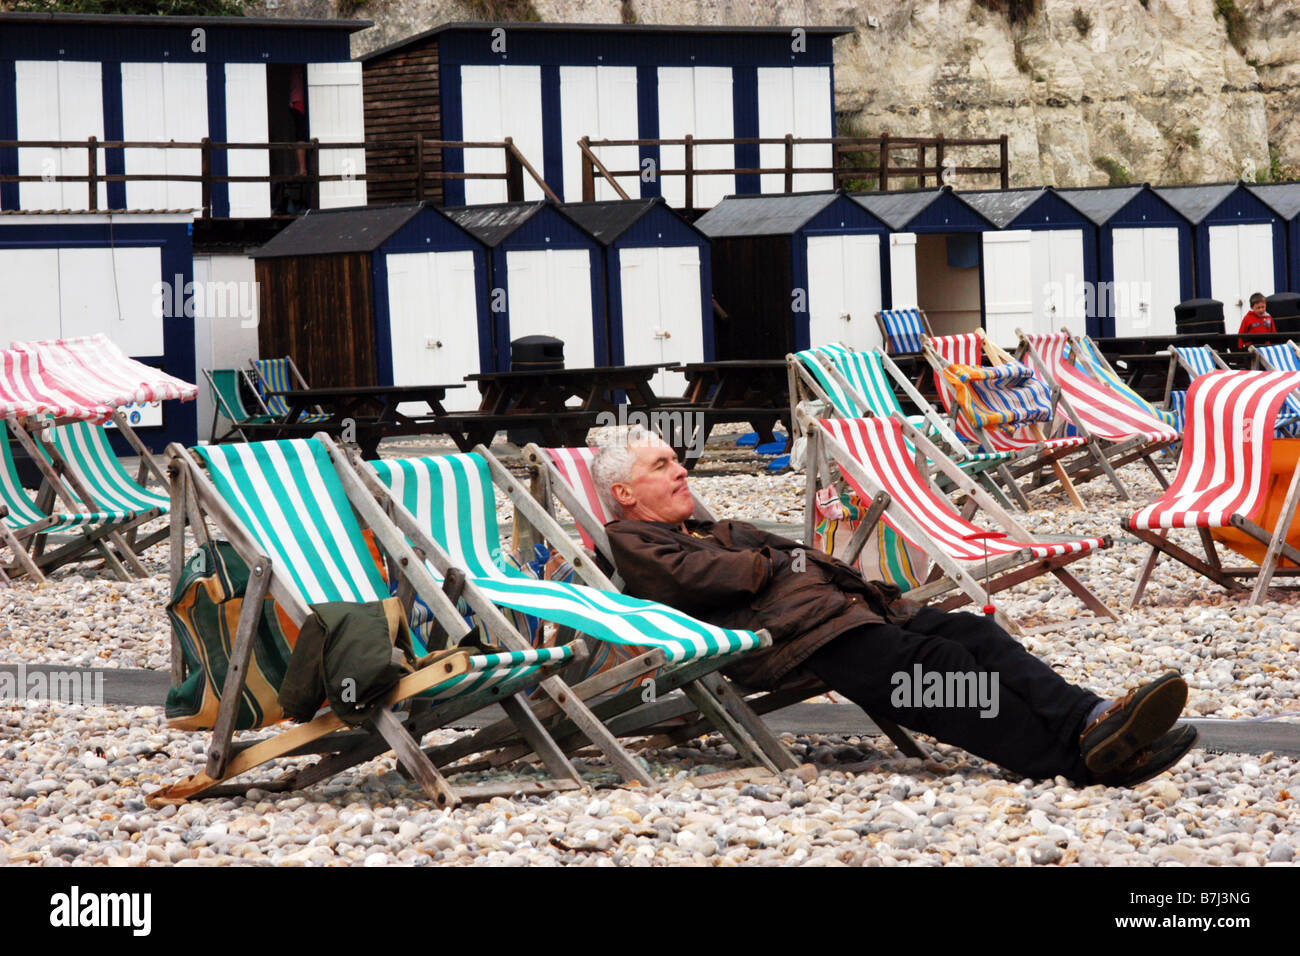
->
[507,335,564,445]
[1173,298,1225,336]
[1267,292,1300,336]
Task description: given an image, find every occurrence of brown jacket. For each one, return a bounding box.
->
[605,518,919,689]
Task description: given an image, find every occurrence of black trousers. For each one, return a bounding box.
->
[804,607,1102,784]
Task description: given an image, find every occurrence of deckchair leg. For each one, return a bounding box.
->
[696,671,800,771]
[370,708,460,808]
[1088,438,1130,499]
[0,517,46,584]
[204,556,272,779]
[680,680,781,774]
[1049,567,1119,621]
[535,675,654,786]
[498,694,583,784]
[996,462,1032,510]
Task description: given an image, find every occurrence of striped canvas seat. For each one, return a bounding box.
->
[1173,345,1221,380]
[1249,344,1300,436]
[877,309,928,355]
[194,440,576,701]
[929,332,1086,456]
[15,333,197,405]
[1026,333,1179,444]
[540,445,609,551]
[371,452,764,665]
[819,417,1105,563]
[941,360,1052,429]
[45,421,169,516]
[210,370,274,425]
[1,421,133,535]
[1129,372,1300,531]
[251,358,329,424]
[1072,336,1181,431]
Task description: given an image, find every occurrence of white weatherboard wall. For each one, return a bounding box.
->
[657,67,734,208]
[226,64,271,219]
[194,254,260,439]
[385,251,481,413]
[1209,223,1276,319]
[460,65,545,205]
[308,62,368,209]
[888,233,918,310]
[618,245,704,396]
[982,229,1085,342]
[121,62,208,212]
[560,67,638,202]
[757,67,833,194]
[506,249,594,368]
[1112,227,1181,337]
[15,61,107,210]
[806,233,882,350]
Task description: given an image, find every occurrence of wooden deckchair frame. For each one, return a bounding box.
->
[801,409,1118,635]
[248,355,326,421]
[154,433,660,808]
[1015,329,1177,496]
[522,441,928,762]
[1164,344,1232,407]
[204,368,276,444]
[786,345,1025,510]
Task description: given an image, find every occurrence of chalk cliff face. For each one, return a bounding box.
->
[250,0,1299,187]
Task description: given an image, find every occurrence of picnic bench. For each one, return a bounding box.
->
[262,383,466,458]
[663,359,792,461]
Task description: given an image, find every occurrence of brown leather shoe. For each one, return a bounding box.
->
[1096,725,1199,788]
[1080,672,1187,774]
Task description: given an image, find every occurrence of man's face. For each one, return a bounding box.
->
[1252,300,1268,317]
[611,440,695,524]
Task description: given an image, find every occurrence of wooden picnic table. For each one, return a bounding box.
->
[267,382,466,458]
[664,360,792,465]
[1097,332,1286,401]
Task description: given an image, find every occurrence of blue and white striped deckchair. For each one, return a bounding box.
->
[156,435,623,807]
[249,357,329,424]
[1167,345,1230,436]
[875,309,932,356]
[366,451,803,773]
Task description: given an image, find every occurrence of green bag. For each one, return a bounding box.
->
[165,541,296,731]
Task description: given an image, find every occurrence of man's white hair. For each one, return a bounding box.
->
[590,425,662,519]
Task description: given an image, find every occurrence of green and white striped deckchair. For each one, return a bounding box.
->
[248,356,329,424]
[156,434,656,807]
[204,368,277,443]
[363,450,804,774]
[0,420,144,582]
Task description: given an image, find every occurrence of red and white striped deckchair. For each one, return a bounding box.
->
[1019,330,1179,494]
[14,333,197,406]
[523,441,927,759]
[803,412,1116,632]
[923,330,1097,507]
[1124,370,1300,607]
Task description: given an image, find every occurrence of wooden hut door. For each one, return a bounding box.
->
[619,245,704,397]
[806,234,882,351]
[308,63,368,208]
[14,60,107,210]
[506,249,595,368]
[1113,228,1180,336]
[1210,223,1276,318]
[560,67,639,201]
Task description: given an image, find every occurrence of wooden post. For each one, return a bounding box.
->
[504,137,524,202]
[1000,133,1009,189]
[413,133,424,202]
[580,136,594,202]
[308,137,320,211]
[200,137,211,216]
[918,143,926,188]
[783,133,794,193]
[87,136,98,211]
[878,132,890,192]
[935,134,946,187]
[684,134,694,211]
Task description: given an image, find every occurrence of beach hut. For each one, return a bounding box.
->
[444,201,605,369]
[250,203,490,411]
[1247,182,1300,294]
[360,22,851,209]
[1155,183,1285,326]
[959,187,1099,345]
[694,191,893,360]
[561,198,711,396]
[1053,185,1194,338]
[852,187,998,340]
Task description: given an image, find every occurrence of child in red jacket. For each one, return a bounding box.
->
[1239,292,1276,347]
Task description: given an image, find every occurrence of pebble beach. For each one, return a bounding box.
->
[1,433,1298,867]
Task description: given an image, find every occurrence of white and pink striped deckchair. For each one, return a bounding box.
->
[923,330,1099,507]
[1124,370,1300,607]
[14,333,197,406]
[1019,330,1179,495]
[803,413,1116,632]
[523,441,928,759]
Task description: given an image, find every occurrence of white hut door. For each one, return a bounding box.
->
[888,233,919,310]
[122,63,208,211]
[657,67,734,208]
[619,246,703,397]
[981,231,1034,347]
[757,67,833,194]
[308,62,367,208]
[386,251,481,412]
[1041,229,1084,333]
[1113,227,1180,336]
[461,65,545,205]
[506,249,595,369]
[560,66,638,201]
[1209,223,1275,318]
[226,63,270,218]
[15,60,106,210]
[806,234,882,350]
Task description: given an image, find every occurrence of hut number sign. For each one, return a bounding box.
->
[106,401,163,429]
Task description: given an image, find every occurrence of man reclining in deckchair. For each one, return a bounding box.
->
[592,426,1197,789]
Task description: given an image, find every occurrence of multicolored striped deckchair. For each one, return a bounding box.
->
[364,448,807,773]
[205,368,277,443]
[802,411,1116,632]
[156,434,644,807]
[789,343,1023,508]
[924,331,1099,507]
[1019,331,1180,495]
[1125,370,1300,607]
[248,356,329,424]
[875,309,933,356]
[523,441,927,760]
[1070,334,1181,432]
